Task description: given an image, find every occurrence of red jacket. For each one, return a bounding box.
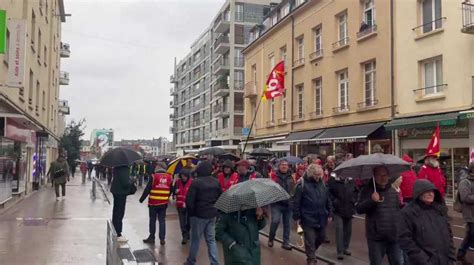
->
[217,172,239,192]
[175,178,193,208]
[400,169,417,200]
[417,165,446,198]
[148,173,173,206]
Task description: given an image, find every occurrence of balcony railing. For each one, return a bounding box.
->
[170,75,178,83]
[357,24,378,39]
[58,100,70,115]
[214,35,230,54]
[332,37,349,50]
[244,81,257,98]
[357,99,379,109]
[309,49,323,61]
[413,84,447,99]
[293,57,305,68]
[59,71,70,85]
[462,2,474,34]
[234,80,244,90]
[214,15,230,34]
[60,42,70,58]
[192,120,201,127]
[412,17,446,35]
[213,57,230,75]
[333,105,350,114]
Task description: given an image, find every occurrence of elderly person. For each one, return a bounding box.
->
[236,159,261,183]
[418,155,446,199]
[293,164,333,265]
[400,179,455,265]
[323,156,336,184]
[356,166,402,265]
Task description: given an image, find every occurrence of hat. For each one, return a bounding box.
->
[235,159,250,168]
[194,161,213,177]
[402,155,413,163]
[222,159,234,168]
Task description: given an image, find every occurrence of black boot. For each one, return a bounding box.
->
[143,237,155,244]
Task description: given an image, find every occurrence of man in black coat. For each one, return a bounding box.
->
[356,166,402,265]
[328,175,358,260]
[293,164,333,265]
[184,161,222,265]
[399,179,455,265]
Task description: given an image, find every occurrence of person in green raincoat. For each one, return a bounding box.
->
[215,207,266,265]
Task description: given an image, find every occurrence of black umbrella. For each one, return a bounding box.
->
[99,147,142,168]
[249,148,273,157]
[218,153,240,162]
[199,147,226,156]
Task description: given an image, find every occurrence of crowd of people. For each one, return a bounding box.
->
[100,150,474,265]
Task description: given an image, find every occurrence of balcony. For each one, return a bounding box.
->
[357,24,377,41]
[332,37,349,52]
[170,87,177,96]
[357,99,379,110]
[214,35,230,54]
[170,100,178,108]
[462,2,474,34]
[192,119,201,127]
[213,57,230,76]
[293,58,305,68]
[234,80,244,91]
[234,57,244,68]
[213,79,230,98]
[169,127,177,134]
[60,42,70,58]
[169,113,175,120]
[413,84,447,101]
[170,74,178,83]
[59,71,70,85]
[309,49,323,61]
[244,81,257,98]
[333,105,350,114]
[214,104,230,118]
[58,100,70,115]
[214,16,230,34]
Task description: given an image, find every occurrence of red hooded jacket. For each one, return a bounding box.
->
[399,155,417,200]
[417,164,446,198]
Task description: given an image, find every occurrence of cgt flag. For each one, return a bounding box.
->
[425,123,440,158]
[263,61,285,100]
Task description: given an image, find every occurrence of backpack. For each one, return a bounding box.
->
[454,179,472,213]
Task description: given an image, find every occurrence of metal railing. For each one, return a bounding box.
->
[309,49,323,60]
[357,24,378,39]
[214,35,229,48]
[357,99,379,109]
[332,37,349,50]
[462,2,474,33]
[413,84,447,98]
[333,105,350,113]
[412,17,446,34]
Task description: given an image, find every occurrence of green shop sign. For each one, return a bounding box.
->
[0,10,6,54]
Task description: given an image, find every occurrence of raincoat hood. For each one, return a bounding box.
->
[413,179,442,203]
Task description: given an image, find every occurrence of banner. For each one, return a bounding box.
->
[0,10,6,54]
[7,19,26,88]
[425,123,440,157]
[263,61,285,100]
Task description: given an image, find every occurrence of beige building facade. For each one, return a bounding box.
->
[0,0,69,203]
[243,0,392,158]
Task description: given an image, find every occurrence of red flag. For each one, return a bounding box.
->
[263,61,285,100]
[425,123,440,157]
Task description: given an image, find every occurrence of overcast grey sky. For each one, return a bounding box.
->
[60,0,222,140]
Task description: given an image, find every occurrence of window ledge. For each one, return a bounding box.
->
[332,110,351,116]
[309,55,323,63]
[292,62,305,70]
[357,31,377,42]
[357,105,379,112]
[277,120,288,126]
[332,44,350,53]
[415,94,446,102]
[414,28,444,41]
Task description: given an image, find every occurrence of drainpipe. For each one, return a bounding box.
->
[291,15,295,155]
[390,0,397,155]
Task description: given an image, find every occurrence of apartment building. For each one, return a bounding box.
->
[0,0,69,203]
[243,0,392,158]
[170,0,274,153]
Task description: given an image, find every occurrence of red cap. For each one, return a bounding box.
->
[236,159,250,168]
[402,155,413,163]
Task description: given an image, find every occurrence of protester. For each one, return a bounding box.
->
[256,158,270,178]
[457,162,474,261]
[328,173,358,260]
[356,166,402,265]
[139,162,173,245]
[172,168,193,245]
[216,207,266,265]
[80,161,88,184]
[269,159,294,250]
[399,155,417,204]
[217,160,239,192]
[111,165,133,243]
[184,161,222,265]
[70,161,76,178]
[236,159,261,182]
[47,152,70,201]
[292,164,306,183]
[293,164,333,265]
[418,155,446,199]
[399,179,456,265]
[137,162,146,187]
[323,156,336,184]
[87,160,93,180]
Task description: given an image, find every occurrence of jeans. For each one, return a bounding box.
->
[367,239,402,265]
[185,217,219,265]
[178,207,191,240]
[148,206,167,240]
[458,222,474,257]
[112,194,127,237]
[54,183,66,197]
[334,214,352,254]
[302,225,326,263]
[269,204,292,245]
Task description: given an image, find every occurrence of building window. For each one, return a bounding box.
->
[338,12,348,45]
[271,14,278,26]
[42,91,45,111]
[4,29,9,65]
[295,36,304,65]
[269,99,275,123]
[314,78,322,115]
[422,0,442,33]
[269,54,275,69]
[44,46,47,65]
[338,70,349,110]
[313,26,322,56]
[280,3,290,18]
[37,29,41,59]
[235,4,243,22]
[280,46,287,67]
[363,61,376,107]
[31,10,36,45]
[223,117,229,129]
[363,0,375,26]
[36,81,40,111]
[282,93,287,121]
[297,85,304,118]
[29,70,34,104]
[295,0,305,6]
[422,57,443,94]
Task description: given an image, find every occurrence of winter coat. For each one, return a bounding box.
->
[399,180,455,265]
[292,175,333,228]
[185,174,222,219]
[80,162,88,174]
[270,170,294,208]
[217,172,239,192]
[110,166,132,195]
[237,171,261,183]
[459,175,474,222]
[49,158,70,184]
[400,169,417,200]
[327,177,358,218]
[356,183,401,242]
[216,210,266,265]
[418,165,446,198]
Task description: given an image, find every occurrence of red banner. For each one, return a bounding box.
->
[425,123,440,157]
[263,61,285,100]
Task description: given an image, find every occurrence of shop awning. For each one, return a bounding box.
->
[385,112,459,130]
[314,122,385,143]
[278,129,325,144]
[243,135,287,144]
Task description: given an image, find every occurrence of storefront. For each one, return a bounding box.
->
[242,135,290,158]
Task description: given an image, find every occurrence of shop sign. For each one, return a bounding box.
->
[316,138,362,144]
[398,125,468,139]
[459,112,474,120]
[7,19,26,88]
[5,118,35,146]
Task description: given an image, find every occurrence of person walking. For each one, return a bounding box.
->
[47,152,70,201]
[268,159,294,250]
[235,159,261,183]
[87,160,93,180]
[456,162,474,261]
[217,160,239,192]
[173,168,193,245]
[323,156,336,184]
[356,166,402,265]
[400,155,417,204]
[139,162,173,245]
[80,161,88,184]
[70,161,76,178]
[137,162,146,187]
[110,165,133,243]
[184,161,222,265]
[327,174,358,260]
[418,155,446,199]
[293,164,333,265]
[399,179,455,265]
[216,208,266,265]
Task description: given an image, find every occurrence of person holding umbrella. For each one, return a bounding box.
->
[217,160,239,192]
